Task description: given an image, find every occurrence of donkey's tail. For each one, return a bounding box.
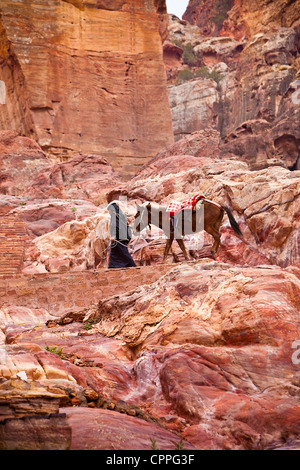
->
[222,206,243,237]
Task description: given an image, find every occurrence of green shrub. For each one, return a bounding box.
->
[195,66,211,79]
[211,0,234,27]
[150,438,159,450]
[209,70,224,83]
[195,67,224,83]
[173,39,183,48]
[176,68,194,84]
[182,42,197,67]
[82,319,99,330]
[176,66,224,86]
[45,346,66,359]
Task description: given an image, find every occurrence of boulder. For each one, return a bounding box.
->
[63,407,196,450]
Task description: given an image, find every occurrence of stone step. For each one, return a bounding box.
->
[0,215,27,275]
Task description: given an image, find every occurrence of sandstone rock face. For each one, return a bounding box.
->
[0,305,72,449]
[164,14,300,170]
[0,215,27,276]
[119,134,300,269]
[64,407,196,450]
[1,262,300,450]
[218,27,299,142]
[0,131,49,196]
[0,0,174,175]
[183,0,300,40]
[28,212,109,274]
[1,141,300,449]
[0,409,72,450]
[0,131,125,202]
[1,0,300,452]
[168,78,219,140]
[28,154,123,202]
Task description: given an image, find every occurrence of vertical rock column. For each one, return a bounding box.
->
[0,0,174,175]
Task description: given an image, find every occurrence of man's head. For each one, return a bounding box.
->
[107,202,119,214]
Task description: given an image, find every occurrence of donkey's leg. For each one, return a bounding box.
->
[204,208,224,258]
[205,226,221,259]
[212,232,221,257]
[176,239,190,261]
[171,247,180,263]
[211,210,224,256]
[163,238,173,263]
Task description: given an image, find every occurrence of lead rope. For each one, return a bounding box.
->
[98,240,112,258]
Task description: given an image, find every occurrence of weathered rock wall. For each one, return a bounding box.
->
[168,78,219,140]
[183,0,300,40]
[0,265,172,316]
[0,0,174,175]
[1,261,300,450]
[164,14,300,169]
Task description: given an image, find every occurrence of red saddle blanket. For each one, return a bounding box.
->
[166,194,205,215]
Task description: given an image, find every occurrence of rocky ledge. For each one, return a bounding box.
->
[1,260,300,450]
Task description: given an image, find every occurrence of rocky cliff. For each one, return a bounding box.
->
[0,0,174,175]
[183,0,300,39]
[0,0,300,452]
[164,3,300,171]
[1,126,300,450]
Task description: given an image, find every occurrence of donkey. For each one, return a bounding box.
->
[133,199,242,263]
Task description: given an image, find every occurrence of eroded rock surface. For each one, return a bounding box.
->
[0,0,174,175]
[183,0,300,40]
[1,261,300,450]
[165,14,300,171]
[1,0,300,452]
